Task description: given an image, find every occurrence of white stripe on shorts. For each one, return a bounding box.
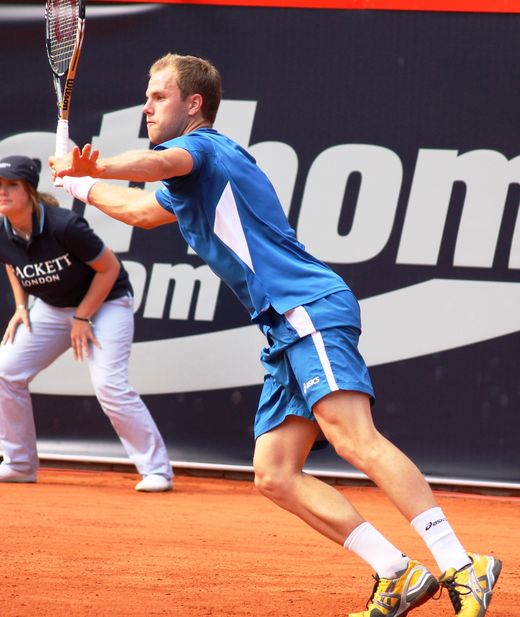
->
[284,305,339,393]
[310,330,339,392]
[284,305,316,337]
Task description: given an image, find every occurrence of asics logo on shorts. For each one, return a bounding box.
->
[303,376,320,394]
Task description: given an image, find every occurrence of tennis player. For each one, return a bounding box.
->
[0,155,173,493]
[49,53,501,616]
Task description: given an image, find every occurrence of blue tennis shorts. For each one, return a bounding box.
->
[254,317,375,440]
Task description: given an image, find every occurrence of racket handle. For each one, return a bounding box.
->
[54,118,69,187]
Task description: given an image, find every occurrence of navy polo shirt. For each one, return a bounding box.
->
[0,204,131,308]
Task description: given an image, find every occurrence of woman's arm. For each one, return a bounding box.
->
[75,247,120,321]
[70,247,120,361]
[1,265,31,345]
[6,264,29,309]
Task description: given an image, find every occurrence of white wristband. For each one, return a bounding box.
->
[62,176,99,204]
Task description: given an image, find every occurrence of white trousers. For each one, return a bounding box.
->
[0,296,172,479]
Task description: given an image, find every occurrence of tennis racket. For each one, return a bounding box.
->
[45,0,86,183]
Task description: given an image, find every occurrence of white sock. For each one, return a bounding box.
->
[344,522,409,579]
[411,507,471,573]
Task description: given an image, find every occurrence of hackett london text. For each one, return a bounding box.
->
[13,253,72,285]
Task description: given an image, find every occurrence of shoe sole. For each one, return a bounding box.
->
[0,476,37,483]
[482,558,503,615]
[135,483,173,492]
[348,573,439,617]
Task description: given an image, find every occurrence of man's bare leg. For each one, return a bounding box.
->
[312,390,437,521]
[254,414,365,543]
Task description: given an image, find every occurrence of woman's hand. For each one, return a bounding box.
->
[70,318,101,361]
[1,306,31,345]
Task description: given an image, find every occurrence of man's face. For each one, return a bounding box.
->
[143,67,191,144]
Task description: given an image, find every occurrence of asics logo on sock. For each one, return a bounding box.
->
[303,376,320,394]
[425,518,447,531]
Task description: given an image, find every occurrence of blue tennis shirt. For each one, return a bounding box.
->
[155,128,351,323]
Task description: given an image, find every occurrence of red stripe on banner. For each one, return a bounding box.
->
[89,0,520,13]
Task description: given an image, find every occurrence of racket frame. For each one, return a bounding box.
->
[45,0,86,158]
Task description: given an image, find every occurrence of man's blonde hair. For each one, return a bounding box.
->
[150,53,222,124]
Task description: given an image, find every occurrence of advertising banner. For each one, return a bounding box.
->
[1,3,518,484]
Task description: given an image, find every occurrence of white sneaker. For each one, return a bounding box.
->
[0,464,37,483]
[135,474,173,492]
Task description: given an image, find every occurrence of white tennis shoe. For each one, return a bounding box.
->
[0,464,37,483]
[135,474,173,492]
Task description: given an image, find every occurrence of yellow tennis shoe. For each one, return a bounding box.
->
[349,560,439,617]
[438,552,502,616]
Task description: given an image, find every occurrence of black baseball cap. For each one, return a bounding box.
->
[0,155,41,189]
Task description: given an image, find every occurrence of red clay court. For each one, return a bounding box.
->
[1,468,517,616]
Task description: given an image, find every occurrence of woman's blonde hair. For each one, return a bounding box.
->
[26,183,60,210]
[22,183,60,228]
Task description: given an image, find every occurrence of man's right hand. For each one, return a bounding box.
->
[49,144,101,181]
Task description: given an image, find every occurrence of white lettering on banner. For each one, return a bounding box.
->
[6,103,519,271]
[2,101,520,395]
[143,263,220,321]
[397,149,520,267]
[30,279,520,395]
[298,144,402,263]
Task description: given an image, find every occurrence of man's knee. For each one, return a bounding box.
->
[332,432,385,472]
[254,462,293,502]
[254,464,279,497]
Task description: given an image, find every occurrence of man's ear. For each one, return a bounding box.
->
[188,93,203,116]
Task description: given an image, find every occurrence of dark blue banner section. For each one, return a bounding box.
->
[1,4,519,483]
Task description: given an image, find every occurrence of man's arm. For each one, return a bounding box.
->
[64,179,177,229]
[50,144,181,228]
[49,143,193,183]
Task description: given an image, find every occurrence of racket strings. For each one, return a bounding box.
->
[46,0,79,74]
